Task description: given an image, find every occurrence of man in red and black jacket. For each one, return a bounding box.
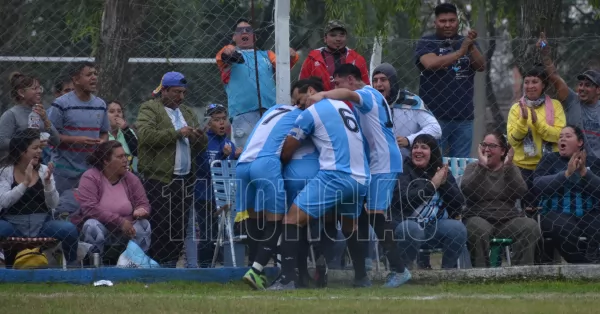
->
[299,20,370,91]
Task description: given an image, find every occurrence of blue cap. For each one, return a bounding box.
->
[162,72,187,87]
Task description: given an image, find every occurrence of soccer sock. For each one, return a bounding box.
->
[357,209,372,254]
[344,228,367,280]
[244,218,262,266]
[252,220,282,273]
[296,226,309,279]
[371,213,405,273]
[280,223,301,284]
[307,219,324,259]
[321,219,339,261]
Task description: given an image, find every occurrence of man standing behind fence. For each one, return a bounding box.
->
[48,62,109,194]
[538,32,600,158]
[136,72,207,267]
[299,20,370,91]
[216,18,299,149]
[415,3,485,157]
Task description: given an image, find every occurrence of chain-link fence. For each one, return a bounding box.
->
[1,0,600,271]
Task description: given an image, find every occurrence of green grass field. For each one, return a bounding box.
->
[1,280,600,313]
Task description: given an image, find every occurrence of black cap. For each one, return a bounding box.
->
[577,70,600,87]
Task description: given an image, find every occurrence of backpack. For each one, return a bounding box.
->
[14,247,49,269]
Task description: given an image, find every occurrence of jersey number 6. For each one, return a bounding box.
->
[338,108,359,133]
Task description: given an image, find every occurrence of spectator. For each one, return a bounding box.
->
[299,20,369,91]
[53,75,74,98]
[107,100,138,173]
[507,66,566,209]
[0,129,79,266]
[372,63,441,158]
[71,141,151,256]
[533,125,600,263]
[538,33,600,158]
[415,3,485,158]
[0,72,60,159]
[187,104,239,268]
[392,134,466,269]
[136,71,207,267]
[461,132,540,267]
[216,18,299,148]
[47,62,110,195]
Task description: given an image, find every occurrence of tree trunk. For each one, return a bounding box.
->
[95,0,146,102]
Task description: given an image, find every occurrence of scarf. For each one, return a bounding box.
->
[520,94,555,126]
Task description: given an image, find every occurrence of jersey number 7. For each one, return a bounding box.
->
[262,108,292,125]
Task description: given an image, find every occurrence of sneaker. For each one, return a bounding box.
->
[314,255,328,288]
[243,269,267,290]
[352,276,372,288]
[267,280,297,291]
[383,268,411,288]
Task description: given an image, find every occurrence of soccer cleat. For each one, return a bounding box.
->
[242,269,267,290]
[314,255,328,288]
[352,276,372,288]
[267,280,297,291]
[382,268,412,288]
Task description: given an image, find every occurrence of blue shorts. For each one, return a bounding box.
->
[293,170,368,219]
[366,172,399,211]
[235,157,286,214]
[283,159,320,208]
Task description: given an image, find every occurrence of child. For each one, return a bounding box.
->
[185,104,240,268]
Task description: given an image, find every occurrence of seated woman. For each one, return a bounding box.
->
[461,132,541,267]
[107,100,138,173]
[507,66,566,209]
[533,125,600,263]
[71,141,151,256]
[392,134,467,269]
[0,129,78,266]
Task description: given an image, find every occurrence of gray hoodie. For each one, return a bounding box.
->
[372,63,442,157]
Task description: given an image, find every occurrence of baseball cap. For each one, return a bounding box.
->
[161,72,187,87]
[205,103,227,116]
[577,70,600,87]
[324,20,347,34]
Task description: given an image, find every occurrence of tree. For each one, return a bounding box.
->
[95,0,147,101]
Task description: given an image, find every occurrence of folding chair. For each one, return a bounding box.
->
[0,237,66,270]
[210,159,243,267]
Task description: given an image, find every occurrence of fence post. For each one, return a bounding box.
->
[472,7,488,157]
[274,0,291,105]
[370,37,383,80]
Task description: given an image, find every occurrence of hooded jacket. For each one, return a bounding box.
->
[372,63,441,157]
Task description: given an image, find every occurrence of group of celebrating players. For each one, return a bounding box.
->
[235,64,411,290]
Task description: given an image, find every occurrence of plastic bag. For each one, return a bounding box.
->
[116,240,160,269]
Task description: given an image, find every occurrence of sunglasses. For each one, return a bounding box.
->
[235,26,254,34]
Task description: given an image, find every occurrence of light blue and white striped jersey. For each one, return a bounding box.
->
[353,85,403,174]
[289,99,370,184]
[238,105,300,163]
[291,138,319,160]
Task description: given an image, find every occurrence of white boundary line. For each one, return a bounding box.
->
[1,292,599,301]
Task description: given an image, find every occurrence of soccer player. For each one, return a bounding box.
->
[287,78,332,288]
[268,87,370,290]
[237,103,302,290]
[307,63,411,287]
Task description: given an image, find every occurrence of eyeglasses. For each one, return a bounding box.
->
[480,142,500,149]
[235,26,253,34]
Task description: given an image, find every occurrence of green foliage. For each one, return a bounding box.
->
[65,0,103,54]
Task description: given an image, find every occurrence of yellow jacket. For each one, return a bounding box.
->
[507,98,566,170]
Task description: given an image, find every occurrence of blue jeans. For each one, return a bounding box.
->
[395,219,467,269]
[439,120,474,158]
[0,219,79,262]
